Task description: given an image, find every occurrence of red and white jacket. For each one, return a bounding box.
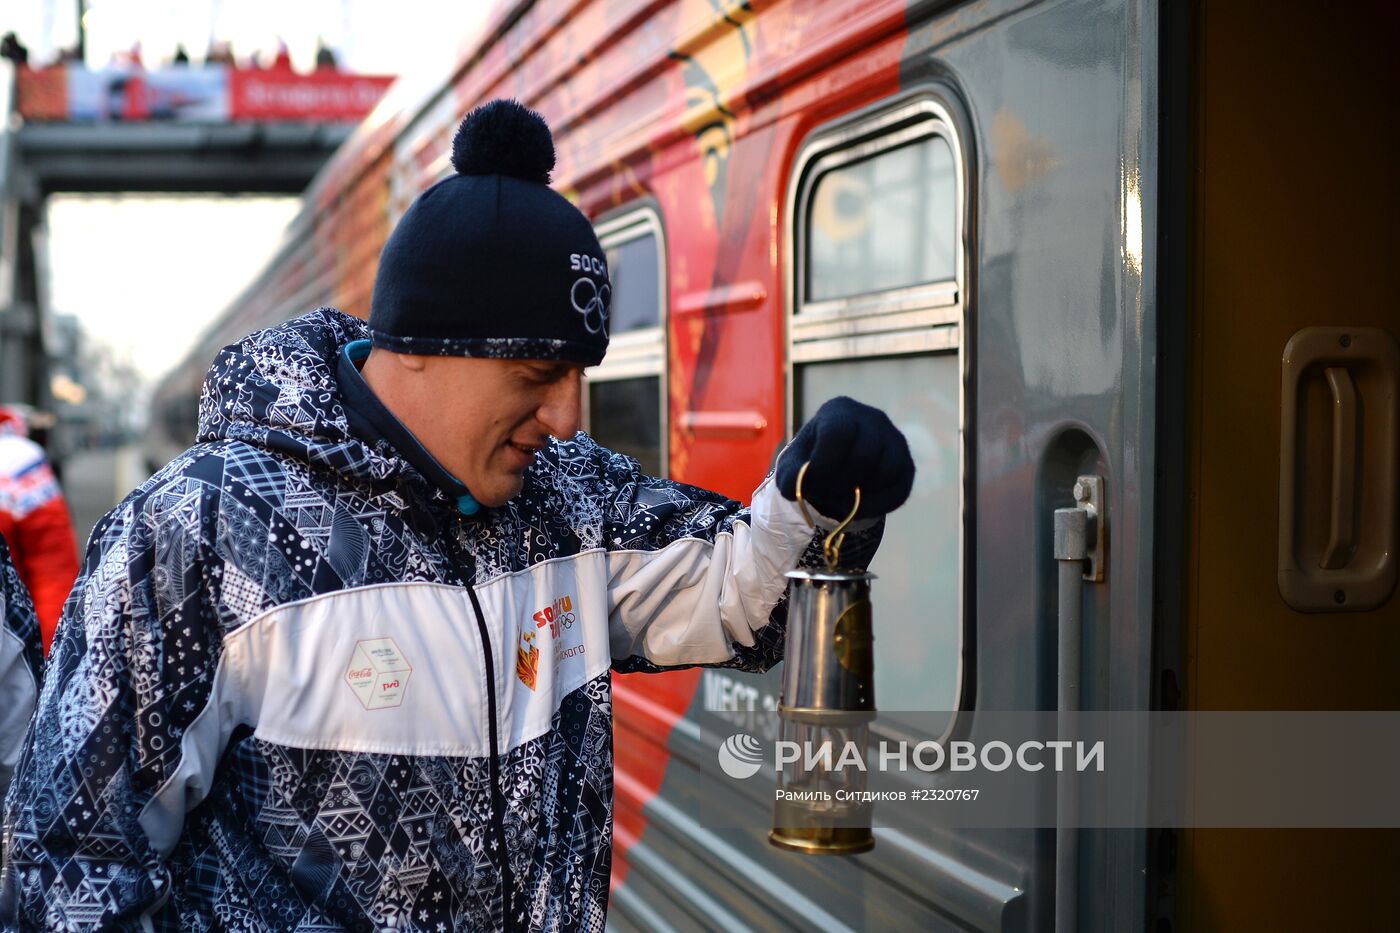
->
[0,407,79,652]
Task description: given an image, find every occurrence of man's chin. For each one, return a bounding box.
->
[472,475,526,509]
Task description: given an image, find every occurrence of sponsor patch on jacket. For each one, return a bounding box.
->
[345,637,412,709]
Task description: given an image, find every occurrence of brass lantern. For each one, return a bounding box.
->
[770,463,877,856]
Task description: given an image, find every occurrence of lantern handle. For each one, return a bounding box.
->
[794,460,862,571]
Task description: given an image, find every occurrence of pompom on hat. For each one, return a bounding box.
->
[368,99,611,365]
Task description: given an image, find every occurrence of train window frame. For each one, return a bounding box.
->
[582,204,669,477]
[785,92,973,746]
[789,98,965,361]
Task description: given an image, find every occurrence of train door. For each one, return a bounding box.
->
[893,0,1164,927]
[1174,1,1400,928]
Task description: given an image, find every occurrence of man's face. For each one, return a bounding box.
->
[396,355,584,508]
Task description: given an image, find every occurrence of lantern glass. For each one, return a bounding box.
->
[771,714,874,854]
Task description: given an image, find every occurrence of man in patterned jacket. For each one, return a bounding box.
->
[0,101,915,930]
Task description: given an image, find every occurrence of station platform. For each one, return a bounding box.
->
[63,443,148,550]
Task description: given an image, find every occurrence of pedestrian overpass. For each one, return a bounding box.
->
[0,59,391,406]
[15,121,350,194]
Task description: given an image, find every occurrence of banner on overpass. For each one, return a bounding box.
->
[229,70,396,121]
[64,67,229,121]
[16,65,394,124]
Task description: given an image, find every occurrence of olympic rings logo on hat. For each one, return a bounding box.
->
[570,277,611,336]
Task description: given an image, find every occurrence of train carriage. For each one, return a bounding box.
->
[149,0,1399,929]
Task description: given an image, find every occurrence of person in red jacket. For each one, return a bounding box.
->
[0,406,79,652]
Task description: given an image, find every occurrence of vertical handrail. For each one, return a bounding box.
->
[1054,477,1103,933]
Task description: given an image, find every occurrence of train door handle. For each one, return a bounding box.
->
[1278,327,1399,612]
[1321,367,1357,570]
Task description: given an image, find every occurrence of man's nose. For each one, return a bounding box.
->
[537,370,582,439]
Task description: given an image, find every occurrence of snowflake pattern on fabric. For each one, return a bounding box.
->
[0,309,879,931]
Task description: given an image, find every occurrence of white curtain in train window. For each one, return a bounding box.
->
[798,354,960,731]
[588,223,664,476]
[806,135,956,302]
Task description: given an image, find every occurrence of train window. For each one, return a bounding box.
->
[588,376,662,472]
[790,97,967,735]
[584,207,667,477]
[807,135,956,302]
[605,232,661,334]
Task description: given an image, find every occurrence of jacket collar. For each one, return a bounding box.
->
[338,339,481,516]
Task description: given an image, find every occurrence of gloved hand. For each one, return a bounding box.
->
[776,396,914,520]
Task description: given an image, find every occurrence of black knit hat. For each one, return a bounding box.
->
[368,100,610,365]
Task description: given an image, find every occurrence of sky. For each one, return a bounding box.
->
[44,195,303,374]
[6,0,488,74]
[6,0,494,383]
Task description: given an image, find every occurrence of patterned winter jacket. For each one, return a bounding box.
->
[0,533,43,802]
[0,309,878,931]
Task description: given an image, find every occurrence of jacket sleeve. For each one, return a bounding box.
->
[0,491,233,930]
[3,452,80,653]
[604,450,882,675]
[13,489,80,654]
[0,534,43,803]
